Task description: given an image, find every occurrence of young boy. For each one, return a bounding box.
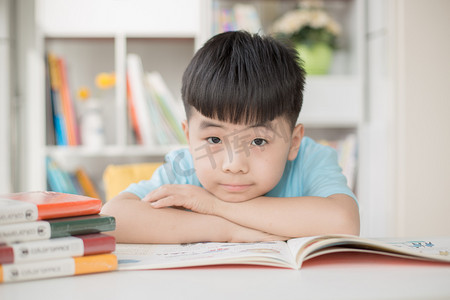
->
[101,31,360,243]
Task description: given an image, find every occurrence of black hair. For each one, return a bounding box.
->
[181,31,305,129]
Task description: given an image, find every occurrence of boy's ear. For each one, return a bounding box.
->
[288,123,304,161]
[182,120,190,143]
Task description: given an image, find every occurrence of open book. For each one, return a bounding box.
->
[115,235,450,270]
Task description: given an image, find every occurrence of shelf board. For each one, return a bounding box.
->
[43,32,198,40]
[45,145,187,157]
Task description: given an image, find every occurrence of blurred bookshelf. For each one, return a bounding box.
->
[26,0,365,201]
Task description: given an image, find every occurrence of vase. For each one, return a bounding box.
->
[295,42,333,75]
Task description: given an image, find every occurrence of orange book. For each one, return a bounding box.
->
[0,253,117,283]
[75,168,101,199]
[0,191,102,225]
[58,57,80,145]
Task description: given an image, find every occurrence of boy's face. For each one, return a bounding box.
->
[182,109,303,203]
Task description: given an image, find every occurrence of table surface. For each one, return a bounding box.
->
[1,252,450,300]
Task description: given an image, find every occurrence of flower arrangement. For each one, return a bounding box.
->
[76,72,115,147]
[271,0,341,49]
[77,72,116,101]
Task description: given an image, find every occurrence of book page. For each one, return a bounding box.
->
[367,237,450,260]
[115,241,297,270]
[287,236,450,266]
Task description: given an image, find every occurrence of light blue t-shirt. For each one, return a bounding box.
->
[124,136,357,203]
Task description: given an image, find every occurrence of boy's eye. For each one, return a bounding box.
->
[207,137,222,144]
[251,138,267,146]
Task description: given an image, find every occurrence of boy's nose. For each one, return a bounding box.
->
[221,149,249,174]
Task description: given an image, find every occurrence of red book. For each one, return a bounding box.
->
[0,191,102,225]
[0,233,115,264]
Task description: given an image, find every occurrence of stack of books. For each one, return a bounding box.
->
[0,191,117,283]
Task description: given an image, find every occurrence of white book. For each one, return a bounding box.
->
[147,71,186,144]
[145,73,180,145]
[127,54,155,146]
[115,235,450,271]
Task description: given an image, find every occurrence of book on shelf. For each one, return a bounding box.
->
[45,54,56,146]
[46,52,80,146]
[47,53,68,146]
[0,233,115,264]
[115,235,450,271]
[126,74,143,144]
[0,214,116,244]
[0,253,117,283]
[74,168,101,199]
[147,72,187,144]
[126,53,186,146]
[0,191,102,225]
[213,3,263,35]
[127,53,156,146]
[46,157,101,199]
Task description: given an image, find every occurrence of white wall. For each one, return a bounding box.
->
[394,0,450,236]
[0,0,12,193]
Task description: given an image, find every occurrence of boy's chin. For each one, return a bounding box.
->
[214,193,255,203]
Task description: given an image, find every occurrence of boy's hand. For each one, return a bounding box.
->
[142,184,219,215]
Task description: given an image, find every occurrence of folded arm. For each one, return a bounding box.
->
[146,185,360,238]
[101,192,288,244]
[213,193,360,238]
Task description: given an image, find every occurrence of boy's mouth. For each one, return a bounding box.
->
[220,184,253,192]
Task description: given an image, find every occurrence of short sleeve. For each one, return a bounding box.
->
[301,138,357,203]
[123,148,200,199]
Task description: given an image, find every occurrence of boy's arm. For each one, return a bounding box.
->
[101,192,288,243]
[213,193,360,238]
[146,186,360,238]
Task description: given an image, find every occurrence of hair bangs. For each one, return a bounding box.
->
[182,31,304,128]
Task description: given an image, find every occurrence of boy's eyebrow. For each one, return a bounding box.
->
[199,120,275,131]
[199,120,225,129]
[249,121,275,132]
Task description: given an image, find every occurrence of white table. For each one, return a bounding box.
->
[1,252,450,300]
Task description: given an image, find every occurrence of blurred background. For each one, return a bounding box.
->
[0,0,449,238]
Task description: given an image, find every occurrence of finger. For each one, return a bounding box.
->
[150,196,179,209]
[142,185,180,202]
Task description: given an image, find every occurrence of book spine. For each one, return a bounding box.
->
[58,57,80,146]
[0,245,13,264]
[127,54,155,145]
[74,168,101,199]
[81,233,116,255]
[39,198,101,220]
[0,254,117,283]
[46,157,66,193]
[49,216,116,239]
[6,236,83,264]
[0,199,38,225]
[45,53,56,146]
[45,157,78,195]
[2,191,102,221]
[126,74,142,144]
[0,221,51,244]
[47,53,68,146]
[146,72,186,144]
[0,234,115,264]
[0,216,115,244]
